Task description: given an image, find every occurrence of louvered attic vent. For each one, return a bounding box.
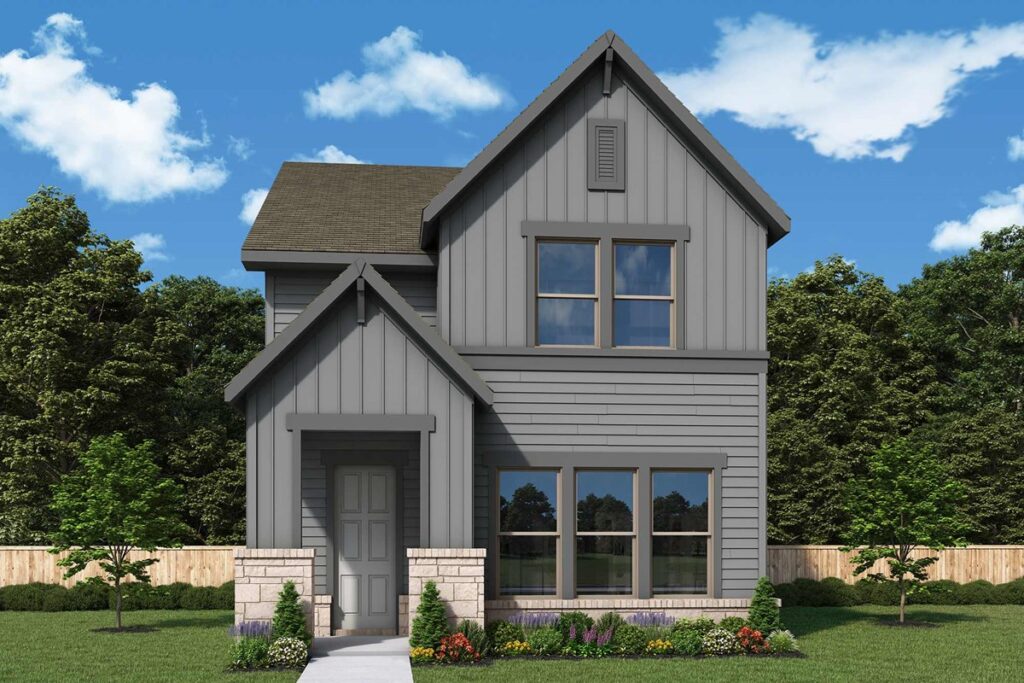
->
[587,118,625,191]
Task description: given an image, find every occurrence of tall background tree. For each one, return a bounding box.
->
[0,188,262,544]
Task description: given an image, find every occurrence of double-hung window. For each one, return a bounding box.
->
[536,240,599,346]
[497,469,559,596]
[613,242,673,347]
[575,470,635,595]
[651,470,711,595]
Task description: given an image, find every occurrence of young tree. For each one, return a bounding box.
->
[50,434,187,630]
[842,439,970,623]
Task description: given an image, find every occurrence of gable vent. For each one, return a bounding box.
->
[588,118,625,191]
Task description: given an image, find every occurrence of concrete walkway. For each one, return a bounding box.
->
[298,636,412,683]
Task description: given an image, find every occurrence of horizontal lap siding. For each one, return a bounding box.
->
[248,290,473,560]
[268,270,438,340]
[438,63,767,353]
[474,369,764,596]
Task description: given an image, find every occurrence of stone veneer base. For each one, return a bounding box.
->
[234,548,329,635]
[407,548,486,633]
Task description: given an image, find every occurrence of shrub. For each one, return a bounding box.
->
[436,632,480,663]
[216,581,235,608]
[820,577,860,606]
[455,620,490,657]
[557,611,593,644]
[748,577,781,633]
[912,580,959,605]
[486,620,525,649]
[644,638,673,655]
[594,611,625,637]
[701,628,740,656]
[410,581,449,650]
[717,616,746,634]
[497,640,531,657]
[229,636,270,670]
[767,629,799,654]
[68,578,110,611]
[272,581,311,646]
[268,637,308,669]
[164,582,191,608]
[736,626,770,654]
[0,583,68,611]
[998,578,1024,605]
[957,580,999,605]
[610,623,647,655]
[180,586,220,610]
[673,627,703,656]
[118,583,174,610]
[409,646,435,663]
[689,616,716,634]
[855,578,899,605]
[526,626,562,655]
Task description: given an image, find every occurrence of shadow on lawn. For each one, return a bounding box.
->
[783,607,986,638]
[133,613,234,630]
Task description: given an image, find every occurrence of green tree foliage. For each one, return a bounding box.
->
[767,257,940,543]
[842,439,970,623]
[49,434,188,629]
[145,276,263,543]
[747,576,781,633]
[499,483,555,531]
[410,580,449,649]
[900,226,1024,543]
[0,189,179,542]
[272,581,312,645]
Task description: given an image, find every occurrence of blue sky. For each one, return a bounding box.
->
[3,2,1024,290]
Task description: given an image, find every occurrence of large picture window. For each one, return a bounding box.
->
[576,470,635,595]
[613,242,673,347]
[651,471,710,595]
[497,470,559,596]
[536,241,598,346]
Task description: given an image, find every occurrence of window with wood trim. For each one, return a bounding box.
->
[497,469,559,596]
[651,470,711,595]
[536,240,598,346]
[576,470,635,595]
[613,242,674,347]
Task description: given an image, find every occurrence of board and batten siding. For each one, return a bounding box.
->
[266,270,438,340]
[437,63,767,351]
[246,288,474,553]
[473,368,765,597]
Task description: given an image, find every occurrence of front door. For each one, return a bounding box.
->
[335,466,397,632]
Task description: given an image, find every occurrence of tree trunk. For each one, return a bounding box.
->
[899,583,906,624]
[115,577,122,630]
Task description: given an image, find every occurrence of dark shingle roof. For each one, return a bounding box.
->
[243,162,461,255]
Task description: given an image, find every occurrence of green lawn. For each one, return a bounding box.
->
[415,605,1024,683]
[0,610,299,683]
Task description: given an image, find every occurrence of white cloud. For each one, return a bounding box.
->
[239,188,269,225]
[129,232,169,262]
[1008,133,1024,161]
[228,136,253,160]
[659,14,1024,161]
[304,26,508,120]
[295,144,366,164]
[0,13,228,202]
[931,185,1024,250]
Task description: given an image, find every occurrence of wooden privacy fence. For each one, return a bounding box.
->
[768,545,1024,585]
[0,546,239,588]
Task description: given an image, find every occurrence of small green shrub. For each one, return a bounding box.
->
[67,578,110,611]
[486,620,525,648]
[118,583,175,610]
[610,623,647,655]
[272,581,311,646]
[998,578,1024,605]
[821,577,861,606]
[717,616,746,633]
[42,587,70,612]
[701,628,740,656]
[594,611,625,637]
[557,611,593,643]
[912,580,959,605]
[180,586,220,610]
[267,637,308,669]
[216,581,235,608]
[767,629,799,653]
[854,579,899,605]
[957,580,998,605]
[229,636,270,670]
[0,583,67,611]
[748,577,781,633]
[164,582,191,607]
[673,627,703,656]
[456,620,490,657]
[526,626,563,655]
[409,581,448,650]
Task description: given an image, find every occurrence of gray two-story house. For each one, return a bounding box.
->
[226,30,789,637]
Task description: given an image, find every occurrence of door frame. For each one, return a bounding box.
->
[331,463,401,633]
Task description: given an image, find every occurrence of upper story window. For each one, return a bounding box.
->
[613,242,673,347]
[536,241,598,346]
[534,239,674,348]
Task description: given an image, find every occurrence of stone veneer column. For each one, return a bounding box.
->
[407,548,486,632]
[234,548,320,632]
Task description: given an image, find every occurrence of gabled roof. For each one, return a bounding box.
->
[243,162,460,256]
[224,259,494,405]
[421,30,791,248]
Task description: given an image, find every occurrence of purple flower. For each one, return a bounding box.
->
[509,612,559,629]
[229,621,272,639]
[626,612,673,628]
[582,625,597,644]
[569,623,577,642]
[596,628,613,647]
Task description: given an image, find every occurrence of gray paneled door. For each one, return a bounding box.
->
[335,466,397,631]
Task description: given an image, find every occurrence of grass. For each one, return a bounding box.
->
[414,605,1024,683]
[0,610,299,683]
